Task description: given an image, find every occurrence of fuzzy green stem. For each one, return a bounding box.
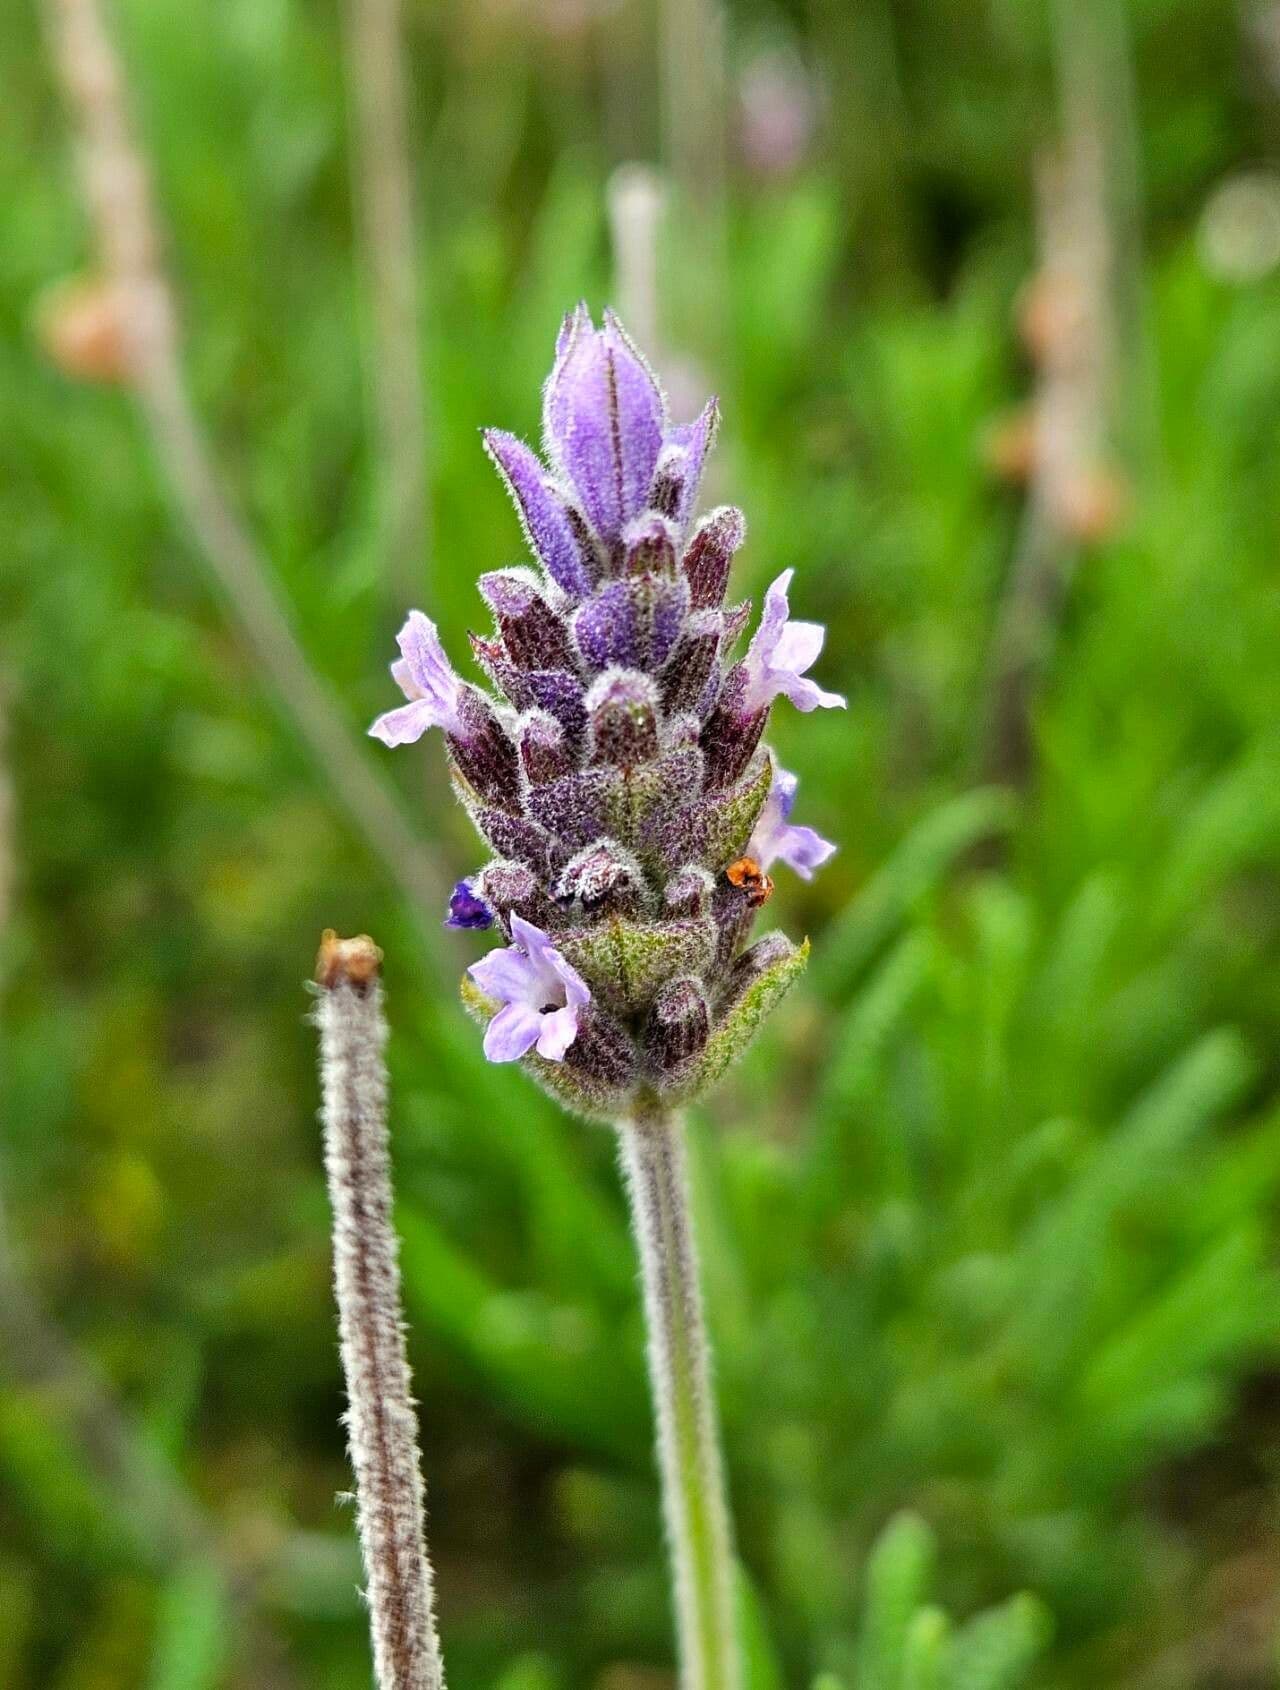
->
[618,1100,740,1690]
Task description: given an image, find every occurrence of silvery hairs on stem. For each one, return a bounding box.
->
[315,932,445,1690]
[370,305,844,1117]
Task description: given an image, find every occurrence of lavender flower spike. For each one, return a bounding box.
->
[543,305,665,546]
[467,915,590,1063]
[743,569,847,713]
[369,611,464,746]
[749,765,837,880]
[372,308,830,1108]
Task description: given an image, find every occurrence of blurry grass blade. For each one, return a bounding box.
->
[1012,1028,1255,1372]
[146,1557,231,1690]
[813,789,1016,999]
[736,1561,786,1690]
[807,933,932,1203]
[855,1512,936,1690]
[944,1593,1051,1690]
[900,1607,950,1690]
[1144,739,1280,937]
[397,1206,649,1463]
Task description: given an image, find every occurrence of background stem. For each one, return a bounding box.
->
[618,1104,740,1690]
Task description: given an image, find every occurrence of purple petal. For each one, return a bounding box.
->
[774,822,837,879]
[749,764,837,879]
[371,611,463,742]
[484,429,595,598]
[369,699,440,747]
[771,618,826,674]
[542,309,665,543]
[772,766,799,821]
[483,1002,544,1063]
[778,672,847,713]
[534,1004,580,1062]
[548,951,592,1010]
[742,570,845,712]
[399,612,460,706]
[751,569,795,663]
[469,944,539,1003]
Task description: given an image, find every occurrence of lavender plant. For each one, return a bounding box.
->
[370,306,844,1690]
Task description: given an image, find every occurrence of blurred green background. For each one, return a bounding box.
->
[4,0,1280,1685]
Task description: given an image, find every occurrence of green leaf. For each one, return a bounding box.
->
[737,1562,786,1690]
[147,1557,231,1690]
[946,1594,1051,1690]
[855,1512,936,1690]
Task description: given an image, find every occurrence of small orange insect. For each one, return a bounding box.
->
[725,855,774,909]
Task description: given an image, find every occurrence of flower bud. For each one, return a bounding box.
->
[660,609,720,714]
[444,879,495,930]
[447,688,522,810]
[554,840,647,918]
[484,428,599,598]
[543,306,665,545]
[645,977,710,1076]
[622,513,680,579]
[528,767,625,849]
[478,860,561,933]
[587,670,659,768]
[683,506,745,609]
[661,398,719,530]
[698,668,767,791]
[573,574,689,673]
[479,569,575,670]
[664,864,715,919]
[518,710,572,785]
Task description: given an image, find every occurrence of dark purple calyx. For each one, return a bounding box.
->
[587,671,659,769]
[683,506,744,610]
[644,976,710,1075]
[445,879,495,930]
[479,569,576,671]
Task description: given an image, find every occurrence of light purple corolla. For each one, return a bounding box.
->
[743,569,847,713]
[749,765,836,881]
[369,611,464,746]
[467,916,591,1064]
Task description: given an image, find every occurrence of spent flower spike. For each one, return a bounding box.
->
[370,307,842,1114]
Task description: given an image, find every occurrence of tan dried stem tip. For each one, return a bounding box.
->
[316,929,383,990]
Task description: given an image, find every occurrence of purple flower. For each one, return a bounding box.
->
[543,305,665,545]
[369,611,464,746]
[445,880,494,931]
[748,765,836,880]
[468,915,591,1063]
[742,569,846,713]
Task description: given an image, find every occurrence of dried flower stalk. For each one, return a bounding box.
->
[315,932,445,1690]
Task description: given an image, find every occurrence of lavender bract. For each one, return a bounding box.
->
[372,308,842,1117]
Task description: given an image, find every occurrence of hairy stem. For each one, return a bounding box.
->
[618,1101,740,1690]
[316,933,445,1690]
